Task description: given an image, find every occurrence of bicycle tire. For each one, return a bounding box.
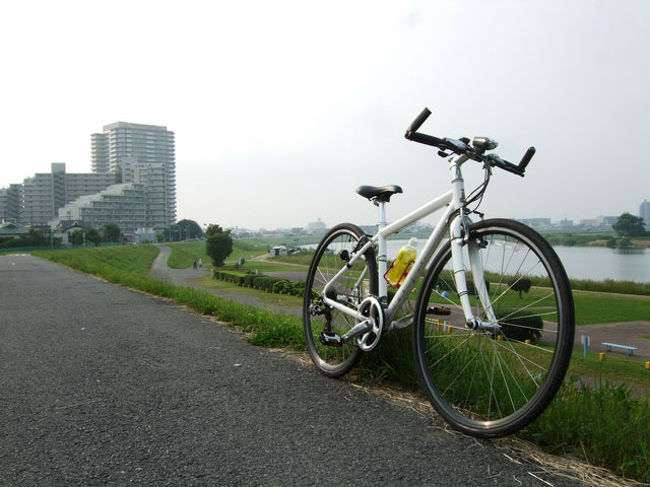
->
[413,218,574,437]
[303,223,378,377]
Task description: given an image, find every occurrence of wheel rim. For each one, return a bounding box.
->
[415,223,573,434]
[304,227,376,374]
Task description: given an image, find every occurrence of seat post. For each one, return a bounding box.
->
[377,200,388,303]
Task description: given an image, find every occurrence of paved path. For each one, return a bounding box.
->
[0,253,588,486]
[573,321,650,361]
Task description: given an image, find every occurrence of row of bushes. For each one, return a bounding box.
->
[213,271,306,297]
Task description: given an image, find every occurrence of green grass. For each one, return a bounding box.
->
[166,241,211,269]
[166,240,315,270]
[195,275,303,308]
[273,252,315,267]
[33,245,159,277]
[568,278,650,296]
[568,349,650,390]
[429,287,649,326]
[529,379,650,481]
[573,291,650,325]
[30,244,650,482]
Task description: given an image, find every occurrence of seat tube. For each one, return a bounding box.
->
[377,201,388,305]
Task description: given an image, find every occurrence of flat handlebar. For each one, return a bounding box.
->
[405,107,535,177]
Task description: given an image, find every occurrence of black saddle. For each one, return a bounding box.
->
[356,185,403,203]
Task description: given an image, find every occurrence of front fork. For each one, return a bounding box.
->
[449,214,499,331]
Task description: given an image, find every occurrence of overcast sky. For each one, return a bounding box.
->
[1,0,648,230]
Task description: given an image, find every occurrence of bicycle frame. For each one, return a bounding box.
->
[321,154,499,333]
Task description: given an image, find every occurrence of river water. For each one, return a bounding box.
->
[384,240,649,283]
[300,238,649,282]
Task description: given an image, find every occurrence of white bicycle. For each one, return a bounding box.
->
[303,108,575,438]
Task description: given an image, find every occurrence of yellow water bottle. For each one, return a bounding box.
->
[386,238,417,288]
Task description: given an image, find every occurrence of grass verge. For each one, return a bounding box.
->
[32,245,650,483]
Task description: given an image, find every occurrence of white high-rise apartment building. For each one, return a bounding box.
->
[91,122,176,229]
[640,199,650,227]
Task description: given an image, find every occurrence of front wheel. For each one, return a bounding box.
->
[413,218,574,437]
[303,223,378,377]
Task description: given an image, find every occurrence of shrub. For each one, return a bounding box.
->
[508,277,532,298]
[217,271,243,285]
[499,310,543,342]
[290,281,306,297]
[272,280,292,294]
[212,270,309,298]
[252,276,279,292]
[243,274,256,287]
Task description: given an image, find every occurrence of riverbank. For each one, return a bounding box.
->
[586,238,650,249]
[542,233,650,249]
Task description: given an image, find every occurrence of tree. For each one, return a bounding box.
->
[613,213,646,237]
[164,219,204,241]
[103,223,121,243]
[85,229,100,246]
[205,224,233,267]
[26,229,49,246]
[70,228,101,246]
[508,277,532,299]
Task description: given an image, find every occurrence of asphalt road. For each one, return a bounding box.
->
[0,254,585,486]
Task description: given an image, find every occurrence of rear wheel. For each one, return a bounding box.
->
[413,219,574,437]
[303,223,378,377]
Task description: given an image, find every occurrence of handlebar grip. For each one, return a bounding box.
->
[518,146,536,172]
[405,107,432,136]
[407,131,445,148]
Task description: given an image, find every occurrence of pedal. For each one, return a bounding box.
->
[427,306,451,315]
[319,331,343,347]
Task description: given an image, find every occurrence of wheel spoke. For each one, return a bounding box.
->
[303,225,378,377]
[413,220,574,437]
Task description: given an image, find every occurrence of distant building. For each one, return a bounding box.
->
[53,183,147,240]
[5,121,177,234]
[578,216,617,229]
[20,163,116,229]
[134,227,157,244]
[91,122,176,228]
[641,200,650,226]
[0,184,22,223]
[270,245,287,257]
[306,218,327,235]
[0,221,28,240]
[517,218,552,230]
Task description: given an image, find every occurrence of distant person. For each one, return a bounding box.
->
[193,258,197,270]
[198,258,203,268]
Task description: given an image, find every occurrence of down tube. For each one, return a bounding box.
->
[385,202,456,322]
